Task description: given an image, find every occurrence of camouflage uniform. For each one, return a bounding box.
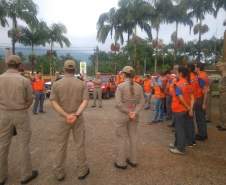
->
[219,76,226,128]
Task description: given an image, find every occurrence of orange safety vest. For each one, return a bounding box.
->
[143,79,151,93]
[33,78,45,91]
[116,74,124,85]
[133,76,143,85]
[171,78,193,112]
[154,85,165,99]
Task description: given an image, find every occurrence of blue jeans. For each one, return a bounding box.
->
[153,98,164,121]
[33,92,45,113]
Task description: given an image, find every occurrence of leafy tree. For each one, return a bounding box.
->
[5,0,38,54]
[48,23,71,52]
[97,8,124,45]
[186,0,215,61]
[0,0,8,27]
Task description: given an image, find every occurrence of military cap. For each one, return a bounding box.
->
[122,66,135,74]
[7,55,21,65]
[64,60,76,69]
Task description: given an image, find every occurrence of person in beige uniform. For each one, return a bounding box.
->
[50,60,90,181]
[92,72,102,108]
[0,55,38,185]
[216,62,226,131]
[115,66,145,169]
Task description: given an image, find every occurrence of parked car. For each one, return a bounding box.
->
[45,81,52,98]
[100,75,116,99]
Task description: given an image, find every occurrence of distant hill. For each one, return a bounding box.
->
[0,47,92,63]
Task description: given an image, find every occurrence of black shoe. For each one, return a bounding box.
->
[206,120,211,123]
[216,125,222,129]
[21,170,38,184]
[92,105,96,108]
[0,178,7,185]
[218,127,226,131]
[114,163,127,170]
[78,169,90,180]
[192,141,197,146]
[196,135,205,141]
[33,112,38,115]
[56,176,65,182]
[126,159,137,168]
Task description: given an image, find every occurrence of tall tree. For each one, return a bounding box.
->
[167,0,193,58]
[6,0,38,54]
[48,23,71,52]
[0,0,8,27]
[187,0,215,61]
[97,8,124,45]
[19,21,49,53]
[18,21,49,73]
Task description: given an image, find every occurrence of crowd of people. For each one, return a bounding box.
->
[0,54,226,185]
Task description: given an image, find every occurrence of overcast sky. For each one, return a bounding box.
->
[0,0,225,52]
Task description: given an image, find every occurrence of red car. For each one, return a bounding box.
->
[100,75,116,99]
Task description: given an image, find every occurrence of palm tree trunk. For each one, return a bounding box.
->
[197,19,202,62]
[154,26,159,72]
[31,43,34,74]
[174,21,179,64]
[12,16,17,54]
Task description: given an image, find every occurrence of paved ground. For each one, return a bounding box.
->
[6,98,226,185]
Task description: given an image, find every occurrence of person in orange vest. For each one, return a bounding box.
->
[133,75,143,86]
[151,75,165,123]
[143,74,152,110]
[194,63,209,141]
[115,71,124,86]
[169,66,195,155]
[32,71,46,114]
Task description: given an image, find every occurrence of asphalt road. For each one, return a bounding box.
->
[6,98,226,185]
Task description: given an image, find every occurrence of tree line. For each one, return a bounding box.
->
[0,0,71,74]
[96,0,226,73]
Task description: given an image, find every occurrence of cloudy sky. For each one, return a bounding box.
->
[0,0,225,52]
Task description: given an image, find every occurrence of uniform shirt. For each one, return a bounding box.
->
[220,76,226,94]
[171,77,193,113]
[50,76,89,113]
[93,78,102,88]
[0,69,33,111]
[115,79,145,114]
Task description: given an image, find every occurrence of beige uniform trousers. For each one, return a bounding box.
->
[53,117,88,178]
[219,93,226,128]
[93,88,102,106]
[115,114,138,166]
[0,110,32,182]
[206,92,212,121]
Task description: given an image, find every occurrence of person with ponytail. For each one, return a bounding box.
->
[114,66,145,169]
[169,66,194,155]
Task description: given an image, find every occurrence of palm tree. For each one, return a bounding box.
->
[97,8,124,45]
[48,23,71,53]
[18,21,49,73]
[118,0,153,41]
[167,0,193,58]
[19,21,49,52]
[47,23,71,78]
[0,0,8,27]
[187,0,215,61]
[118,0,153,73]
[5,0,38,54]
[193,23,209,60]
